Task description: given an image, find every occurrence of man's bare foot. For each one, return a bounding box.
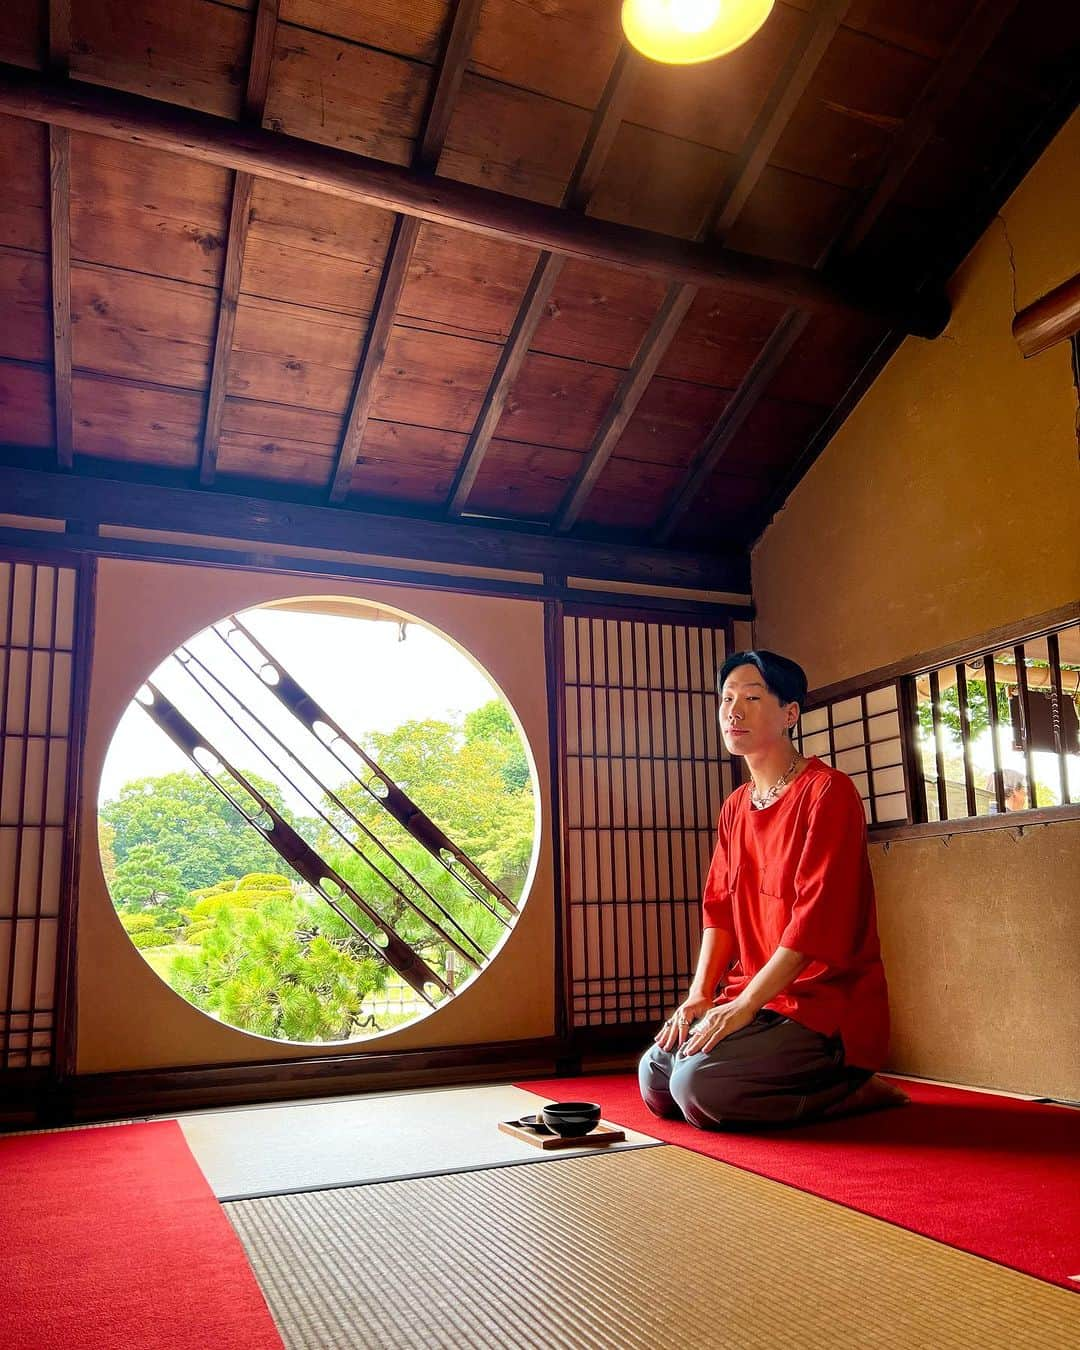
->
[822,1074,910,1121]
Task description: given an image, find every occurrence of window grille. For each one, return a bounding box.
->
[912,622,1079,821]
[799,615,1079,829]
[560,611,735,1029]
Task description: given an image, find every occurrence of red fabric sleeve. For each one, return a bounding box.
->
[701,812,733,932]
[780,778,869,965]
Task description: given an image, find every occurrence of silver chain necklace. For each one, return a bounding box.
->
[750,754,801,810]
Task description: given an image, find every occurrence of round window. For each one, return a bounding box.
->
[98,599,537,1043]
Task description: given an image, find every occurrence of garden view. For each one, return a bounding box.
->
[99,604,536,1043]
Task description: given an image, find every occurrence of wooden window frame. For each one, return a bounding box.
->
[803,604,1080,842]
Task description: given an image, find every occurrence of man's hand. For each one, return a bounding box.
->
[681,997,755,1055]
[654,993,713,1052]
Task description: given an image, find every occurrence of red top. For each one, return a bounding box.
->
[702,757,889,1069]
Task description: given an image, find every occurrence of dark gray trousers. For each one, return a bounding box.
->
[638,1010,871,1130]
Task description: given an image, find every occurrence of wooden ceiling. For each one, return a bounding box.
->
[0,0,1077,563]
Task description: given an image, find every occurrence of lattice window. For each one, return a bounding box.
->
[913,621,1079,821]
[561,612,735,1029]
[0,559,83,1072]
[797,685,908,826]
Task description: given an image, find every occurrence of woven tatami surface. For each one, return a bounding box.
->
[227,1145,1079,1350]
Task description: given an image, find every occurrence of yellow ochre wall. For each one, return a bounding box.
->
[77,559,556,1074]
[753,111,1080,1099]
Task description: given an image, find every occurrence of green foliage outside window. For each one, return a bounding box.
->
[917,677,1009,745]
[103,700,535,1041]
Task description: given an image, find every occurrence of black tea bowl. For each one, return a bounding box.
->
[540,1101,602,1137]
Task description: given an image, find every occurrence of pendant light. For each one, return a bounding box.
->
[621,0,775,65]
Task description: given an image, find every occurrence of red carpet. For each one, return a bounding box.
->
[1,1121,283,1350]
[518,1074,1080,1290]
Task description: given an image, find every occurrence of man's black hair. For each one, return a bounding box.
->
[717,650,808,710]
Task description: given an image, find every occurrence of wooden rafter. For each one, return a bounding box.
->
[198,0,280,486]
[446,46,640,518]
[552,0,851,533]
[0,63,950,337]
[327,0,483,505]
[47,1,72,469]
[654,0,1022,543]
[705,0,852,241]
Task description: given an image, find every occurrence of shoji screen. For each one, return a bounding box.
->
[559,610,735,1030]
[0,555,87,1076]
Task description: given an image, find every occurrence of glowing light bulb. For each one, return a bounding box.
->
[670,0,723,36]
[621,0,775,64]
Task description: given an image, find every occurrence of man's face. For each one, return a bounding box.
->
[719,665,798,757]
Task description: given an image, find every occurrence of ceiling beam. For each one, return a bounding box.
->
[47,2,72,469]
[0,462,750,592]
[552,281,696,531]
[328,0,483,506]
[551,0,852,534]
[0,62,950,337]
[705,0,852,241]
[445,46,639,518]
[199,0,280,486]
[653,0,1022,543]
[839,0,1024,255]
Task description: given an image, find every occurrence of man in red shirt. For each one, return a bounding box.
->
[639,650,906,1129]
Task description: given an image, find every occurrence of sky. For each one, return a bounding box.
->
[98,606,513,814]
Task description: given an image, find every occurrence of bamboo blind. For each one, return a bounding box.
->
[560,612,734,1028]
[0,559,81,1072]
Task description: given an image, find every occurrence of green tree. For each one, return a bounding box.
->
[111,843,187,917]
[99,820,118,887]
[465,699,530,792]
[100,771,310,890]
[170,884,388,1041]
[322,839,506,985]
[318,708,535,899]
[918,678,1009,746]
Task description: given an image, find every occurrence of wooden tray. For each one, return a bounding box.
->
[498,1119,626,1150]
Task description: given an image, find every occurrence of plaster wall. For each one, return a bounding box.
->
[753,109,1080,687]
[77,558,555,1074]
[871,822,1080,1101]
[753,111,1080,1096]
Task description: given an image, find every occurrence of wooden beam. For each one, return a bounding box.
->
[841,0,1024,254]
[446,47,640,517]
[47,0,70,69]
[0,63,950,336]
[327,214,421,502]
[198,0,280,486]
[417,0,482,173]
[47,2,72,470]
[445,252,566,515]
[551,1,851,533]
[328,0,483,505]
[706,0,852,240]
[654,0,1021,542]
[48,129,72,470]
[199,172,254,485]
[1013,272,1080,358]
[0,462,751,592]
[654,309,811,542]
[553,282,696,532]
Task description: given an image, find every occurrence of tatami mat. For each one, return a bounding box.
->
[180,1083,657,1200]
[228,1145,1080,1350]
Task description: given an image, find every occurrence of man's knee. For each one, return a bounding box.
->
[638,1043,681,1119]
[670,1057,790,1130]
